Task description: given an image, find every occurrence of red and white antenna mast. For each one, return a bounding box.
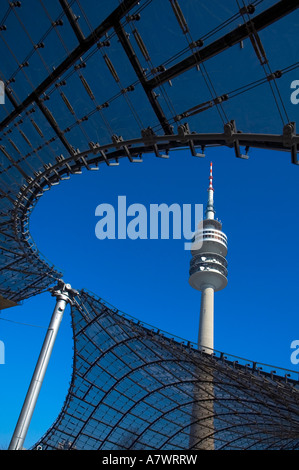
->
[206,162,215,220]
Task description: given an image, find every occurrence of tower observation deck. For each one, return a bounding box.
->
[189,163,228,352]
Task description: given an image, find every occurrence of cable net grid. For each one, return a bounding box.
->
[34,291,299,451]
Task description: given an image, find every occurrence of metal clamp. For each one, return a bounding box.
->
[49,279,79,306]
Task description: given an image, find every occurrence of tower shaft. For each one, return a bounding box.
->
[198,285,214,352]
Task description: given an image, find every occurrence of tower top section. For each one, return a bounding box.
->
[189,161,228,291]
[205,162,215,220]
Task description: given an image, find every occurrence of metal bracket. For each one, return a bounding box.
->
[224,120,248,159]
[141,127,168,158]
[283,122,298,165]
[112,135,142,162]
[56,154,82,175]
[88,141,119,166]
[178,123,205,157]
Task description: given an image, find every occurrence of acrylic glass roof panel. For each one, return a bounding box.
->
[0,95,14,121]
[161,4,299,135]
[68,0,122,35]
[131,0,242,69]
[0,2,78,98]
[0,0,297,159]
[33,291,299,451]
[1,1,298,142]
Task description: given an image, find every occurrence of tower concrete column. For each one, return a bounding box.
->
[198,285,214,353]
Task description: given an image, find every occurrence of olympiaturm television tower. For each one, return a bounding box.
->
[189,162,228,353]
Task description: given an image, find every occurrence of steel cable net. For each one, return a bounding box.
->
[33,291,299,451]
[0,0,298,306]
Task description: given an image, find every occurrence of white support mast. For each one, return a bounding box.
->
[9,280,78,450]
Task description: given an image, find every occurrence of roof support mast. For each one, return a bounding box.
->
[9,281,78,450]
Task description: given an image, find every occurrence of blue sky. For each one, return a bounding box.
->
[1,145,299,449]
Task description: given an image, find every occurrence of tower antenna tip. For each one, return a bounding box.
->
[209,161,213,191]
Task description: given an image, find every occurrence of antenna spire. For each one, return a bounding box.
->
[205,162,215,220]
[208,161,214,191]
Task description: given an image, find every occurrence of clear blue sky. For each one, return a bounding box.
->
[0,145,299,449]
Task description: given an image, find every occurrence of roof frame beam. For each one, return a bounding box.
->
[59,0,85,44]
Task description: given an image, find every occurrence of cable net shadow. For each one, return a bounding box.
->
[34,291,299,450]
